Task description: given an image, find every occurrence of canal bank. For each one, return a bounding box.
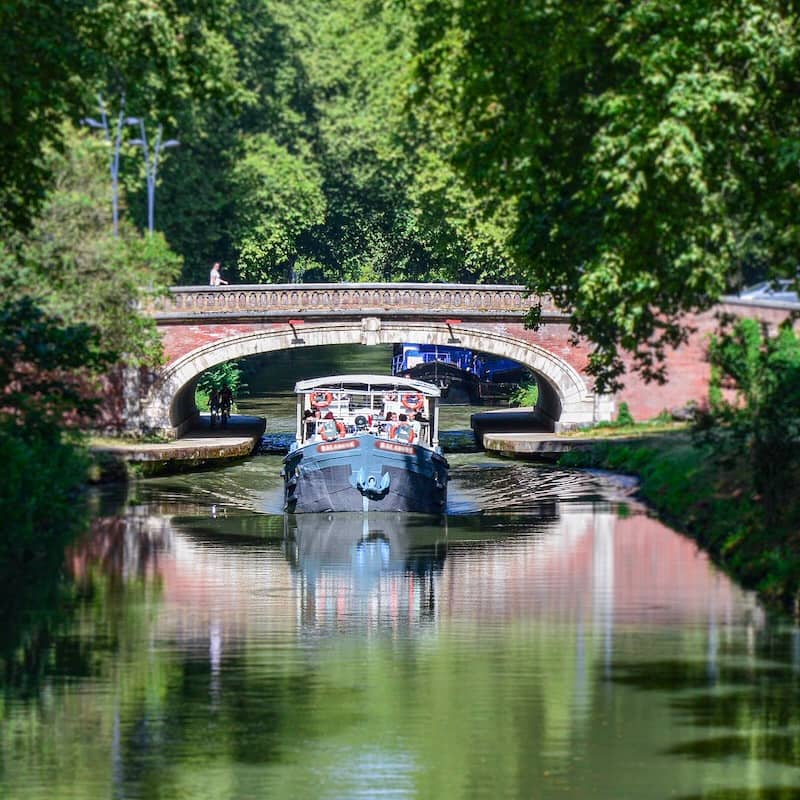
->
[473,406,667,460]
[90,415,266,479]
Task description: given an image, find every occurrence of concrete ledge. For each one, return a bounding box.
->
[91,415,266,476]
[482,432,597,458]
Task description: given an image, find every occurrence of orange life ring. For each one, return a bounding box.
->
[389,423,415,444]
[401,392,424,412]
[310,390,333,408]
[320,420,346,441]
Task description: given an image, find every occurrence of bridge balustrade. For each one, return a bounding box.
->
[147,283,561,322]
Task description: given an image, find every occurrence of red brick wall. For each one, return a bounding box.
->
[155,304,798,424]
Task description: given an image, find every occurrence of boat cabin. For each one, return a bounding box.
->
[293,374,442,450]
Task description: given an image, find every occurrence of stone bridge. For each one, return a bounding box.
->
[125,282,798,438]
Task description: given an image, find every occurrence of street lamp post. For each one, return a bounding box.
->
[129,121,179,235]
[82,94,139,236]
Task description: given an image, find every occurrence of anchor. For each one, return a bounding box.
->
[351,467,391,499]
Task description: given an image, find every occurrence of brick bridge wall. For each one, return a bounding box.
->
[124,283,798,437]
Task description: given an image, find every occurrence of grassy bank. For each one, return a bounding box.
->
[559,432,800,615]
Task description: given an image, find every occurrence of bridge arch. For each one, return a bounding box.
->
[142,319,606,437]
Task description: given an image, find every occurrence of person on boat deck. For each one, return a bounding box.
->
[303,409,316,439]
[380,411,397,436]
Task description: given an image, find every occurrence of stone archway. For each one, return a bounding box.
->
[142,319,609,437]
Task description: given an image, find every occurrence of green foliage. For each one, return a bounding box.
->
[616,402,635,427]
[3,0,521,286]
[0,0,86,229]
[197,361,247,398]
[509,382,539,408]
[0,297,115,440]
[581,401,638,431]
[0,295,100,569]
[0,123,181,367]
[407,0,800,390]
[230,134,326,281]
[0,426,90,557]
[1,0,244,233]
[705,318,800,529]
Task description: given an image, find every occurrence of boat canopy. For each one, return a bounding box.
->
[294,374,441,398]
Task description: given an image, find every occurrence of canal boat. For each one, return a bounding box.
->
[392,343,532,405]
[282,375,449,513]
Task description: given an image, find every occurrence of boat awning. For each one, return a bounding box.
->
[294,374,441,397]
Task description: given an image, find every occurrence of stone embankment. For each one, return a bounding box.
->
[472,407,596,458]
[91,415,266,479]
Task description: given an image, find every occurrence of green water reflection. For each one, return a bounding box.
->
[3,462,800,799]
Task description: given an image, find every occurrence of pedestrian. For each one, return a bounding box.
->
[209,262,228,287]
[209,388,220,426]
[220,385,233,425]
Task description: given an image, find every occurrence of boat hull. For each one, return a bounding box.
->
[282,434,448,514]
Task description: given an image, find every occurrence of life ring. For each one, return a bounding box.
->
[390,423,415,444]
[401,392,424,412]
[320,420,346,441]
[310,390,333,408]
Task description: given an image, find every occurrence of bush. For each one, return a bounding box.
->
[706,318,800,530]
[0,426,89,561]
[509,381,539,407]
[196,360,248,411]
[616,402,635,426]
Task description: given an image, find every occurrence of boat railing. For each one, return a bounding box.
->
[304,414,428,446]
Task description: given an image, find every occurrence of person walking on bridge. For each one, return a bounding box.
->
[209,262,228,286]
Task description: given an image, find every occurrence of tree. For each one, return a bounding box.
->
[0,123,181,367]
[706,318,800,529]
[0,297,115,439]
[1,0,246,236]
[230,134,327,282]
[0,0,88,229]
[406,0,800,390]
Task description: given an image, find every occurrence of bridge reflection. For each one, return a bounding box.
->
[69,502,757,645]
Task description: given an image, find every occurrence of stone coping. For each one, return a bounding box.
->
[481,432,597,456]
[92,415,266,463]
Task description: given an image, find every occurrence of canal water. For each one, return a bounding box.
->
[3,347,800,799]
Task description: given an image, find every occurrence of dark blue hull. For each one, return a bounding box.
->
[282,434,448,513]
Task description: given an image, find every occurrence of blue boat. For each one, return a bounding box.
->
[282,375,449,513]
[392,343,531,404]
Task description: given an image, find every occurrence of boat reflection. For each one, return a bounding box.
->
[283,513,448,626]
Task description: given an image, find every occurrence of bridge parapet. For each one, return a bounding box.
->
[148,283,564,323]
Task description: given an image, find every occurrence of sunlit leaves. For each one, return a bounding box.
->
[408,0,800,390]
[229,133,326,281]
[0,123,181,368]
[707,318,800,528]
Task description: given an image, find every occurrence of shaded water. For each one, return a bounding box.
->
[3,347,800,799]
